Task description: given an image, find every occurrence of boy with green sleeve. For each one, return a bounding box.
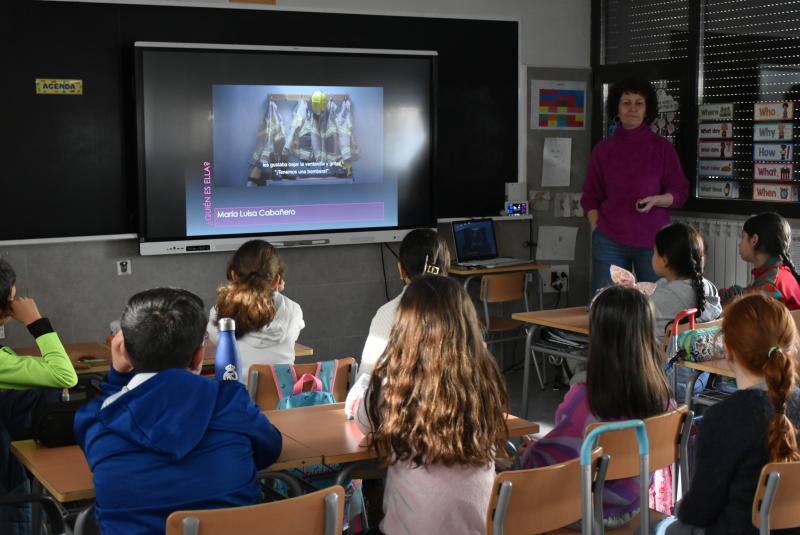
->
[0,258,78,534]
[0,260,77,391]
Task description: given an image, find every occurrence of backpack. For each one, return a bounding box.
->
[266,360,365,530]
[270,360,338,410]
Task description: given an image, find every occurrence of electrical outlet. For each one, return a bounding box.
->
[116,259,132,276]
[541,265,569,293]
[0,325,4,339]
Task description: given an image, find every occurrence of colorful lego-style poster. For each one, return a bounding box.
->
[531,80,587,130]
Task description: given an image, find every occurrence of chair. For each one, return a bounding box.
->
[480,273,530,365]
[247,358,357,410]
[583,406,693,534]
[486,447,606,535]
[166,485,345,535]
[752,461,800,534]
[0,494,66,535]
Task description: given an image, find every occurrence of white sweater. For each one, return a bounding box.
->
[206,292,304,383]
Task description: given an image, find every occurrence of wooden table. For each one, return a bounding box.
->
[12,403,538,503]
[512,306,590,418]
[14,341,313,375]
[265,402,540,465]
[674,358,735,409]
[202,341,314,369]
[10,433,323,504]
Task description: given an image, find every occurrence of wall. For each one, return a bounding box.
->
[3,0,592,355]
[50,0,591,68]
[525,67,592,306]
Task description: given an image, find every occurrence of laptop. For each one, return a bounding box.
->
[451,218,531,268]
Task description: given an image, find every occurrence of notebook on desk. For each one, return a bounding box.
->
[451,218,531,268]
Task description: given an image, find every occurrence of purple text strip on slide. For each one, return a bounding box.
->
[214,202,385,227]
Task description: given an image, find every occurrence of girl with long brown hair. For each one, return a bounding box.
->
[356,275,508,535]
[206,240,304,382]
[662,294,800,535]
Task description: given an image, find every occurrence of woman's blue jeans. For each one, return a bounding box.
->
[591,228,658,295]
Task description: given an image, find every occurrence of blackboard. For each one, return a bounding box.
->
[4,0,518,240]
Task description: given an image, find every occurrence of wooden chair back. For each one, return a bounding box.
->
[585,406,689,481]
[247,357,356,410]
[166,486,344,535]
[752,461,800,533]
[486,447,604,535]
[480,272,526,304]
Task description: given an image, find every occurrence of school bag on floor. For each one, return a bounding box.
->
[269,360,365,532]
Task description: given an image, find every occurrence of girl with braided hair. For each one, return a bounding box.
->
[656,294,800,535]
[206,239,304,382]
[650,223,722,400]
[650,223,723,337]
[719,212,800,310]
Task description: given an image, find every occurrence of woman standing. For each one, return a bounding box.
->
[581,79,689,294]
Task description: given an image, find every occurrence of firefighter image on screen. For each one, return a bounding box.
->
[248,91,359,186]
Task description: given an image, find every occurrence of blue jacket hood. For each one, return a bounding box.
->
[96,369,219,460]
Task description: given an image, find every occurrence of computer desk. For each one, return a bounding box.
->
[450,262,550,314]
[512,307,590,419]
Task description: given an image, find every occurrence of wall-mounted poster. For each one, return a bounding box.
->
[753,143,793,161]
[531,80,586,130]
[754,101,794,121]
[753,122,793,141]
[753,162,794,181]
[698,160,734,178]
[752,183,798,203]
[698,181,740,199]
[699,140,734,158]
[698,122,733,139]
[699,103,734,121]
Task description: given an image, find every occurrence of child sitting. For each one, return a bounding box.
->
[0,259,78,534]
[651,223,722,335]
[651,223,723,399]
[657,294,800,535]
[356,275,507,535]
[345,228,449,417]
[523,285,673,527]
[207,239,304,381]
[75,288,282,534]
[719,212,800,310]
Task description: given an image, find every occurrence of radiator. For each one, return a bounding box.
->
[672,216,751,289]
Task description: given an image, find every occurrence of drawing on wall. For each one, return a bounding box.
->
[531,80,586,130]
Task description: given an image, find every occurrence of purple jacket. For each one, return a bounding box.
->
[581,123,689,248]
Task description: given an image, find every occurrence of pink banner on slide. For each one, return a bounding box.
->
[214,202,384,227]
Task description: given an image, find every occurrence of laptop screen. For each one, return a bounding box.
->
[452,219,498,262]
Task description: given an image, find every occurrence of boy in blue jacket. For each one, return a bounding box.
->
[74,288,282,534]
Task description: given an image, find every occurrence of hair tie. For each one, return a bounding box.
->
[423,255,440,276]
[768,346,783,359]
[775,405,786,415]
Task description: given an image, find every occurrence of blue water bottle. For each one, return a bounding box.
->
[215,318,241,382]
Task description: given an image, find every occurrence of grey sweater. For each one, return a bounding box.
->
[651,277,723,339]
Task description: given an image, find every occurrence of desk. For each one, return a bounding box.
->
[265,402,540,465]
[14,341,314,375]
[450,262,549,310]
[13,403,539,503]
[512,307,590,419]
[674,358,735,409]
[202,341,314,369]
[10,433,323,504]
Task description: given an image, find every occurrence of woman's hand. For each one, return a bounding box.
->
[635,193,674,213]
[9,296,42,326]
